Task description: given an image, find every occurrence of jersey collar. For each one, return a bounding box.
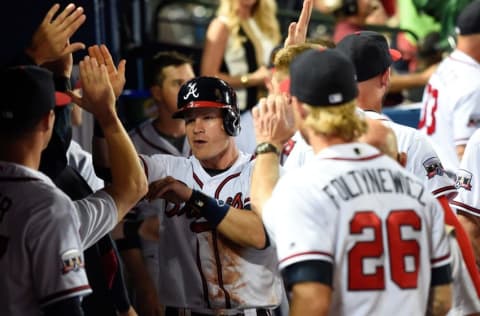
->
[315,142,383,161]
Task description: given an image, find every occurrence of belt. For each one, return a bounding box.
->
[165,306,273,316]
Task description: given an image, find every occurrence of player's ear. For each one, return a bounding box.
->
[150,85,164,104]
[39,110,55,132]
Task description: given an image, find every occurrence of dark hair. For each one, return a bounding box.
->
[149,51,193,87]
[0,115,47,138]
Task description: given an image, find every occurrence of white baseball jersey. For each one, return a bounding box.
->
[0,162,91,316]
[447,226,480,316]
[451,128,480,217]
[263,143,451,316]
[281,131,314,169]
[365,110,457,199]
[419,49,480,172]
[67,140,104,191]
[140,152,283,312]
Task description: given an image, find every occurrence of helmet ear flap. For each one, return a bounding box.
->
[223,108,241,136]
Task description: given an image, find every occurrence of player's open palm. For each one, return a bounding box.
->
[253,94,295,147]
[28,3,86,65]
[88,44,126,98]
[146,176,193,204]
[70,56,116,119]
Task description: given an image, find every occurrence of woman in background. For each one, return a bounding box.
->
[201,0,281,112]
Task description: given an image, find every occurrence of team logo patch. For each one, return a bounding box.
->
[456,169,473,191]
[61,249,84,274]
[423,157,445,179]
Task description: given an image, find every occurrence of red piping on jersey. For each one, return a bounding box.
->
[279,251,334,265]
[0,177,40,182]
[214,173,241,198]
[195,238,211,308]
[451,200,480,215]
[193,172,204,188]
[322,152,383,161]
[39,285,91,305]
[431,253,450,264]
[138,156,149,180]
[431,186,457,197]
[136,126,177,155]
[439,196,480,298]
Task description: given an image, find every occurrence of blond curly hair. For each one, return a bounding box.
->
[303,101,367,141]
[217,0,281,49]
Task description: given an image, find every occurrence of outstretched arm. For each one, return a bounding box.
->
[250,94,295,216]
[283,0,313,47]
[69,56,147,221]
[146,177,267,249]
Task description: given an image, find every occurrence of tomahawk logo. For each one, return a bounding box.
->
[183,82,199,100]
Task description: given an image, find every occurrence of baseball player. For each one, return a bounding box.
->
[360,119,480,316]
[121,51,195,314]
[451,128,480,269]
[252,49,452,315]
[418,0,480,173]
[0,66,89,316]
[97,76,284,314]
[335,30,480,299]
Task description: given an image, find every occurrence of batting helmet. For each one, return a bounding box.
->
[173,76,241,136]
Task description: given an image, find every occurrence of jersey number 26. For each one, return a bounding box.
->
[348,210,421,291]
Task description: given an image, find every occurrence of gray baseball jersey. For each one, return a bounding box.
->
[0,162,91,316]
[129,118,191,299]
[140,152,283,312]
[263,143,451,315]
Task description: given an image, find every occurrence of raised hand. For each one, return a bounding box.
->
[283,0,313,47]
[69,56,116,123]
[88,44,126,98]
[253,94,296,148]
[27,3,86,65]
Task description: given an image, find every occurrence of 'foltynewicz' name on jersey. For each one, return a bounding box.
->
[322,167,426,209]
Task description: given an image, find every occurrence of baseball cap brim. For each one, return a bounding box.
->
[389,48,402,62]
[55,92,72,106]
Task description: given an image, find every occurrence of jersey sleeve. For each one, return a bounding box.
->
[451,132,480,217]
[27,195,91,307]
[408,133,457,199]
[73,190,118,250]
[139,153,178,183]
[453,89,480,146]
[269,174,334,272]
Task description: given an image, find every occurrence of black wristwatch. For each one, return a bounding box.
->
[255,142,280,155]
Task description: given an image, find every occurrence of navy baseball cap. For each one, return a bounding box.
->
[0,66,64,125]
[290,49,358,106]
[336,31,402,82]
[456,0,480,35]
